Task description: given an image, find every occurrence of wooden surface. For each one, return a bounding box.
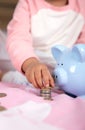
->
[0,0,18,4]
[0,0,18,30]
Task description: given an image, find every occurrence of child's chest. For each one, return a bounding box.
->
[31,9,84,46]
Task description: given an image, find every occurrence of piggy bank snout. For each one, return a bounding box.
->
[53,68,68,87]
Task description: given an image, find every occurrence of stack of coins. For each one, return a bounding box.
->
[40,87,52,100]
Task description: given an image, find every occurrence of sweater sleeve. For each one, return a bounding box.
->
[76,0,85,44]
[77,24,85,44]
[7,0,37,72]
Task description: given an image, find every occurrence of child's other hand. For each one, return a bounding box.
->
[22,58,54,89]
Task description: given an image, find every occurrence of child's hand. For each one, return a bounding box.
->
[22,58,54,89]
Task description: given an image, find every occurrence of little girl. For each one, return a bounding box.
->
[6,0,85,88]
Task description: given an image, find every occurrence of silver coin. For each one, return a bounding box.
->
[0,93,7,98]
[0,106,7,111]
[40,89,51,97]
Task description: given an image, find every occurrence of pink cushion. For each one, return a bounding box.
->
[0,82,32,109]
[0,82,85,130]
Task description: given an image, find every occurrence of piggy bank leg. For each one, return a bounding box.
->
[65,92,77,98]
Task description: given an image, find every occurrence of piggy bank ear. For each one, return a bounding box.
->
[51,45,67,61]
[72,44,85,62]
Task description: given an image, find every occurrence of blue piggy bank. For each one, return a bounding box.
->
[52,44,85,98]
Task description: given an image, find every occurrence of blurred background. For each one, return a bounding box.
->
[0,0,18,30]
[0,0,18,73]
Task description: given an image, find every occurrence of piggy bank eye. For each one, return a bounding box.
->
[56,75,57,78]
[57,63,63,66]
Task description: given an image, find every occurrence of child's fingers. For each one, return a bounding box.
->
[34,68,43,88]
[49,76,55,88]
[41,67,54,88]
[25,62,54,89]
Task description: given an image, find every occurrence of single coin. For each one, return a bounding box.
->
[0,106,7,111]
[44,97,53,101]
[0,93,7,98]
